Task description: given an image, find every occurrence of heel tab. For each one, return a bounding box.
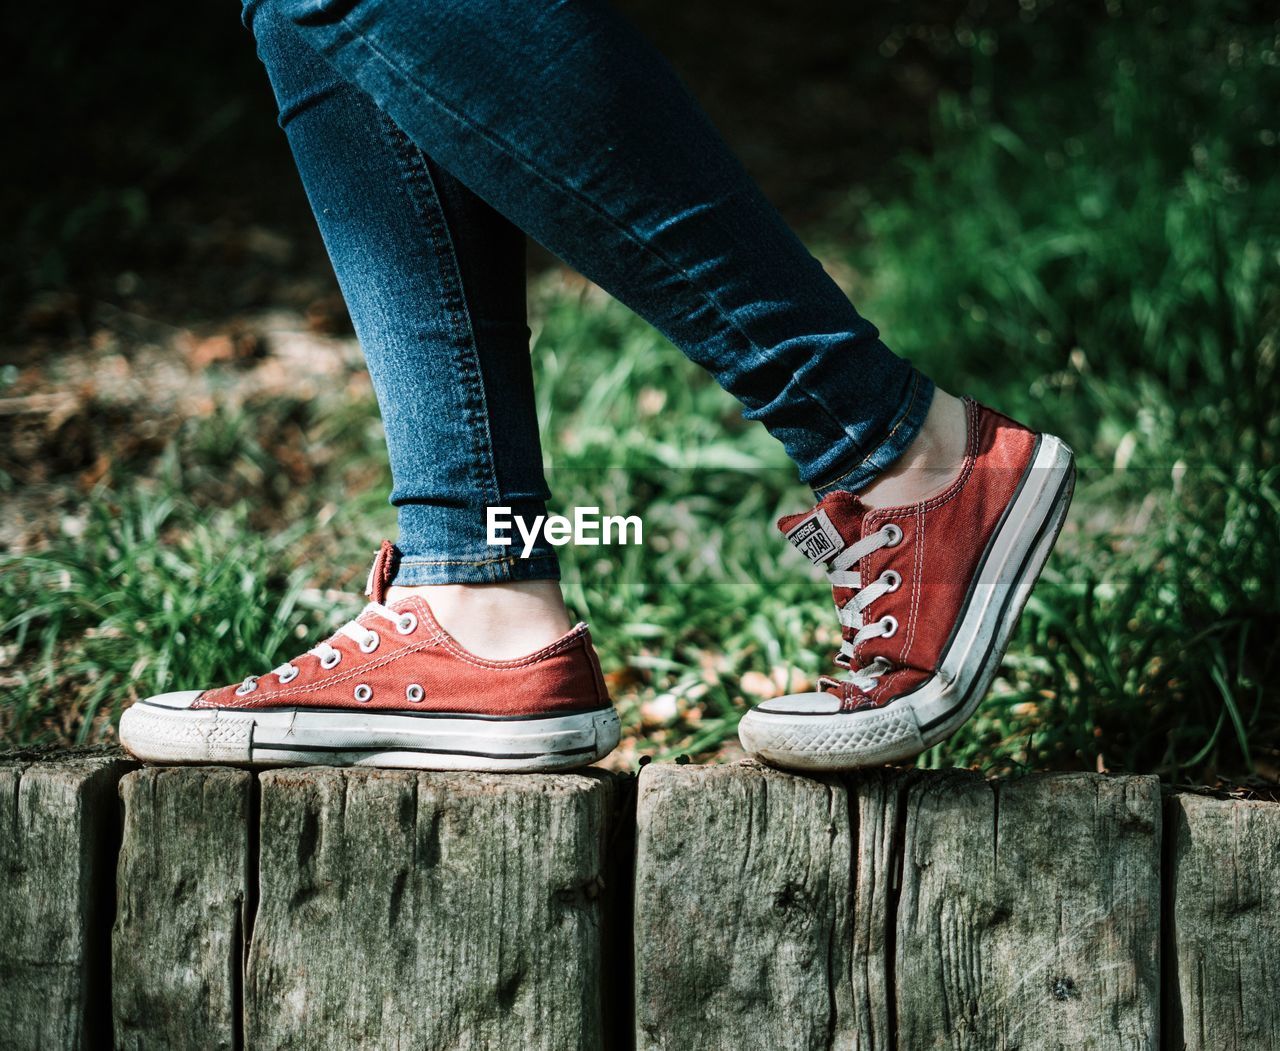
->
[364,541,402,605]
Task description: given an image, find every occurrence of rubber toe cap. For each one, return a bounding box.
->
[136,689,204,710]
[748,692,843,717]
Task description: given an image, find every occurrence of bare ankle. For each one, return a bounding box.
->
[385,579,573,660]
[857,389,967,509]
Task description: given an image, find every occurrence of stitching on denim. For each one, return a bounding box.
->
[376,114,502,505]
[399,554,519,568]
[816,372,924,493]
[332,20,859,441]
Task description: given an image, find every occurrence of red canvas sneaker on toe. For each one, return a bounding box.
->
[119,543,620,772]
[739,398,1075,770]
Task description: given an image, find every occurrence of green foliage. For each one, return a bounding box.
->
[840,0,1280,775]
[3,1,1276,776]
[0,496,344,746]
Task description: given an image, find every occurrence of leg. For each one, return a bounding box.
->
[246,0,571,655]
[118,7,630,768]
[253,0,1066,772]
[253,0,940,492]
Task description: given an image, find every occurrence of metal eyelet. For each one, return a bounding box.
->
[880,569,902,592]
[320,651,341,670]
[405,683,424,703]
[396,613,418,635]
[277,665,299,684]
[354,684,372,702]
[879,615,899,639]
[359,631,380,654]
[235,678,258,696]
[881,523,904,546]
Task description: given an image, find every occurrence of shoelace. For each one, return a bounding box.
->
[825,523,903,692]
[235,602,417,696]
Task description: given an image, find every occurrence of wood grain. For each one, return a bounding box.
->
[1167,792,1280,1051]
[845,769,914,1051]
[895,770,1162,1051]
[0,751,133,1050]
[635,762,858,1050]
[8,753,1279,1049]
[245,766,621,1051]
[112,766,253,1051]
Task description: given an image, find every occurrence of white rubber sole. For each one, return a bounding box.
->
[118,701,621,773]
[740,434,1076,771]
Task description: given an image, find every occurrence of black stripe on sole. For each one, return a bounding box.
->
[250,741,598,760]
[915,458,1075,733]
[140,700,614,722]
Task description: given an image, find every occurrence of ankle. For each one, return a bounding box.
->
[384,579,573,660]
[857,389,967,509]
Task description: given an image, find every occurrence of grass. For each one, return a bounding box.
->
[3,1,1277,778]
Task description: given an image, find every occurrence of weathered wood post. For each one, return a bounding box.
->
[6,752,1280,1049]
[0,751,134,1050]
[633,761,911,1050]
[895,771,1162,1050]
[634,763,1164,1051]
[1167,792,1280,1050]
[112,766,254,1050]
[245,767,623,1051]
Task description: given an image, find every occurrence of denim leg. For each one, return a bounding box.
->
[245,0,559,583]
[264,0,933,491]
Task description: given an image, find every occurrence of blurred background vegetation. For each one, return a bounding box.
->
[2,0,1277,782]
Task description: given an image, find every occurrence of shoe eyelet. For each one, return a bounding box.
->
[354,684,372,702]
[359,631,380,654]
[879,615,899,639]
[235,678,258,696]
[277,665,299,684]
[320,651,341,670]
[405,683,424,703]
[880,569,902,592]
[396,613,417,635]
[881,523,903,546]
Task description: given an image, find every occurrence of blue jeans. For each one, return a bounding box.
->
[242,0,934,584]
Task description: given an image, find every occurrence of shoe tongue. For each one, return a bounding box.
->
[777,490,869,566]
[364,540,402,605]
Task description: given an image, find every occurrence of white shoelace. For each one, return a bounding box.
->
[235,602,417,696]
[825,523,903,692]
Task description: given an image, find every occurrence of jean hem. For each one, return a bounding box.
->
[391,552,561,585]
[811,370,936,496]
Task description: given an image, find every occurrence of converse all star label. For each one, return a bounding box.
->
[784,508,844,565]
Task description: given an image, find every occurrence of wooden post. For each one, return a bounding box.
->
[896,770,1163,1050]
[633,762,913,1050]
[0,751,134,1050]
[7,754,1280,1048]
[1166,792,1280,1050]
[112,766,254,1051]
[245,766,622,1051]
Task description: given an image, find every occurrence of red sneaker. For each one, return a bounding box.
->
[739,398,1074,770]
[119,543,620,771]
